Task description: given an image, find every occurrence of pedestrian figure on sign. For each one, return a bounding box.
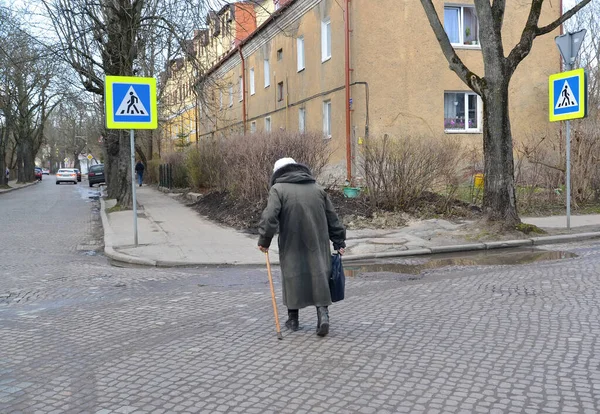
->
[135,160,145,187]
[560,84,574,107]
[125,92,140,114]
[258,158,346,337]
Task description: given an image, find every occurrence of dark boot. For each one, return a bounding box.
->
[285,309,299,331]
[316,306,329,337]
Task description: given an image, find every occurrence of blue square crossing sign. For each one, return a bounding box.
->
[549,68,587,122]
[105,76,157,129]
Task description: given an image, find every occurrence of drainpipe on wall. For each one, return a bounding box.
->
[239,47,247,134]
[344,0,352,185]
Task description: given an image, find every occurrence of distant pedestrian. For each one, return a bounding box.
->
[135,160,145,187]
[5,167,9,181]
[258,158,346,337]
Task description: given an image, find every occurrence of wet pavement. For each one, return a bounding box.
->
[344,248,578,276]
[1,178,600,413]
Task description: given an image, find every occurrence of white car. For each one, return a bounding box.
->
[56,169,78,185]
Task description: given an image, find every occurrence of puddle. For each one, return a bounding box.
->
[344,249,577,277]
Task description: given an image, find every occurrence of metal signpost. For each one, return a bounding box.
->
[551,30,587,230]
[104,76,158,246]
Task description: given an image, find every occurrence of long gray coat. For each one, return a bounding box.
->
[258,164,346,309]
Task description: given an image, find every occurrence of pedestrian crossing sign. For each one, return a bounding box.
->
[549,68,587,122]
[105,76,157,129]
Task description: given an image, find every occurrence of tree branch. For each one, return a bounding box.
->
[419,0,482,94]
[537,0,594,35]
[508,0,593,75]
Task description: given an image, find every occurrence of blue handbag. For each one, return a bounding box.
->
[329,253,345,302]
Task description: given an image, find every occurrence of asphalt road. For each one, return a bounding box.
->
[1,178,600,413]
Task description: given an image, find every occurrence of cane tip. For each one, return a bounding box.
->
[277,332,283,340]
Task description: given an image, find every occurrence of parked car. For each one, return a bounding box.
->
[74,168,82,182]
[88,164,105,187]
[42,168,50,175]
[34,168,42,181]
[55,168,77,185]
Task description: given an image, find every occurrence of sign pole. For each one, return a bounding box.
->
[565,59,572,231]
[554,30,586,230]
[104,75,157,247]
[130,129,138,246]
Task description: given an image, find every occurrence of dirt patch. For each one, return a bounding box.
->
[188,189,482,233]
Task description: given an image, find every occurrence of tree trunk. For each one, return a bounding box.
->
[16,143,24,183]
[105,131,120,199]
[22,139,35,182]
[104,130,132,208]
[481,80,519,227]
[116,130,133,208]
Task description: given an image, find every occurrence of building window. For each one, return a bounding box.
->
[264,59,270,88]
[277,48,283,61]
[444,92,481,132]
[251,121,257,134]
[297,36,305,72]
[250,68,255,95]
[229,84,233,107]
[444,5,479,46]
[323,100,331,138]
[299,108,306,132]
[277,82,284,102]
[321,18,331,62]
[239,75,243,102]
[265,116,272,132]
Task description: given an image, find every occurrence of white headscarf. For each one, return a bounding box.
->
[273,157,296,173]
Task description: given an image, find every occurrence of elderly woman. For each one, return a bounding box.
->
[258,158,346,337]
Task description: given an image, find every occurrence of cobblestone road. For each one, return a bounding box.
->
[1,179,600,413]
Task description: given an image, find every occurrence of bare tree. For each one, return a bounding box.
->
[0,10,59,185]
[420,0,593,228]
[41,0,209,207]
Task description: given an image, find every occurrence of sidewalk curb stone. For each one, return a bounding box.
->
[98,193,600,267]
[0,181,39,195]
[99,197,157,266]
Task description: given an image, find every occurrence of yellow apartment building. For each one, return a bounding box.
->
[161,0,561,177]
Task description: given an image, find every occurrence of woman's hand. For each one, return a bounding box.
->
[259,246,269,253]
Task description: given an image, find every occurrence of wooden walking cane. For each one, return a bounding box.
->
[265,251,283,340]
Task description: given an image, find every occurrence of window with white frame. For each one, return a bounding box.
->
[444,5,479,46]
[251,121,256,133]
[299,107,306,132]
[265,116,272,132]
[323,100,332,138]
[264,59,270,88]
[229,84,233,107]
[321,18,331,62]
[444,92,481,132]
[297,36,305,71]
[249,68,255,95]
[239,76,243,102]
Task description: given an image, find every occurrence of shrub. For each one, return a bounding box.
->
[186,138,226,191]
[361,134,464,210]
[145,159,162,185]
[185,131,332,203]
[162,152,188,189]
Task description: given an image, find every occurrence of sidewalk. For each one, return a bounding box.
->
[100,185,600,266]
[0,179,38,194]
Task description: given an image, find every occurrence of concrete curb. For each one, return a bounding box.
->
[98,192,600,267]
[341,232,600,263]
[0,181,39,195]
[99,197,157,266]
